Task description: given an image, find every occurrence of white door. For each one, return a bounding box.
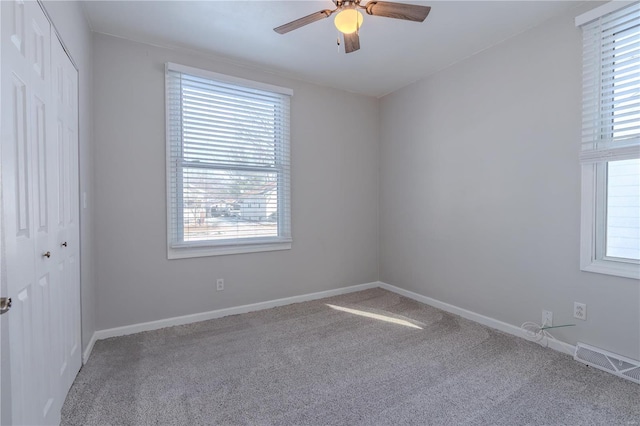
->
[0,0,81,424]
[51,25,81,399]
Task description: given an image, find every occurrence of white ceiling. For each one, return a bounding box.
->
[82,1,585,97]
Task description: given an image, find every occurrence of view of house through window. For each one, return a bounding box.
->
[181,169,279,242]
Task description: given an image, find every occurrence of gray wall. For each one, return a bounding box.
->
[379,5,640,360]
[41,1,96,355]
[92,34,379,330]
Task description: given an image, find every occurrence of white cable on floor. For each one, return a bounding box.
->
[521,321,556,348]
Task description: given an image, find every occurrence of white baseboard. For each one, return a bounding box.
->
[378,282,576,356]
[83,280,575,364]
[91,281,379,344]
[82,332,98,364]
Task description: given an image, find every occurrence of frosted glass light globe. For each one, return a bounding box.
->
[334,9,364,34]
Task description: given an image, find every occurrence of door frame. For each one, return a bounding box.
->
[0,3,8,422]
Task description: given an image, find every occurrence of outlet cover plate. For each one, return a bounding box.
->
[574,302,587,320]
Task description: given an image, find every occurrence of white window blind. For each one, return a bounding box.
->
[166,63,292,258]
[579,1,640,163]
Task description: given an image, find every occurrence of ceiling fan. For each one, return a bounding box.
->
[274,1,431,54]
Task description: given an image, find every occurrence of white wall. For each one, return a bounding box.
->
[379,4,640,359]
[40,1,96,356]
[92,34,379,330]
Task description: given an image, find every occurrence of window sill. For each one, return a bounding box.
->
[581,259,640,280]
[168,241,291,259]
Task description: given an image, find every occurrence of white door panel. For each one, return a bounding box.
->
[52,34,81,397]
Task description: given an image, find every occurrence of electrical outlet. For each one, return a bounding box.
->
[216,278,224,291]
[574,302,587,320]
[542,310,553,327]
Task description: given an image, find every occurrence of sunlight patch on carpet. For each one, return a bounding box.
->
[326,304,423,329]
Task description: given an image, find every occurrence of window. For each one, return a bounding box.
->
[166,63,292,259]
[577,2,640,279]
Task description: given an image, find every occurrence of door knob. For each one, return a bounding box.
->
[61,242,67,247]
[43,251,51,258]
[0,297,11,315]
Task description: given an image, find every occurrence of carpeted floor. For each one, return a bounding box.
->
[62,288,640,425]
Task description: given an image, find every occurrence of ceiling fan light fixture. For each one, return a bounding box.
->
[334,9,363,34]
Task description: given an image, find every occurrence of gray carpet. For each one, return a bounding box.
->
[62,288,640,425]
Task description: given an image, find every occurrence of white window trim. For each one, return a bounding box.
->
[575,1,637,26]
[168,242,292,260]
[165,63,293,259]
[580,164,640,279]
[166,62,294,97]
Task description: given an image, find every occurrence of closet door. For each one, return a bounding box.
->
[1,1,80,424]
[52,32,81,399]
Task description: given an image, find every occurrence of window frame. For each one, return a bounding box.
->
[577,2,640,280]
[580,162,639,279]
[165,63,293,259]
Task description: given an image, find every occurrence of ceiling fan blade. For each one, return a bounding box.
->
[344,32,360,54]
[274,9,334,34]
[365,1,431,22]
